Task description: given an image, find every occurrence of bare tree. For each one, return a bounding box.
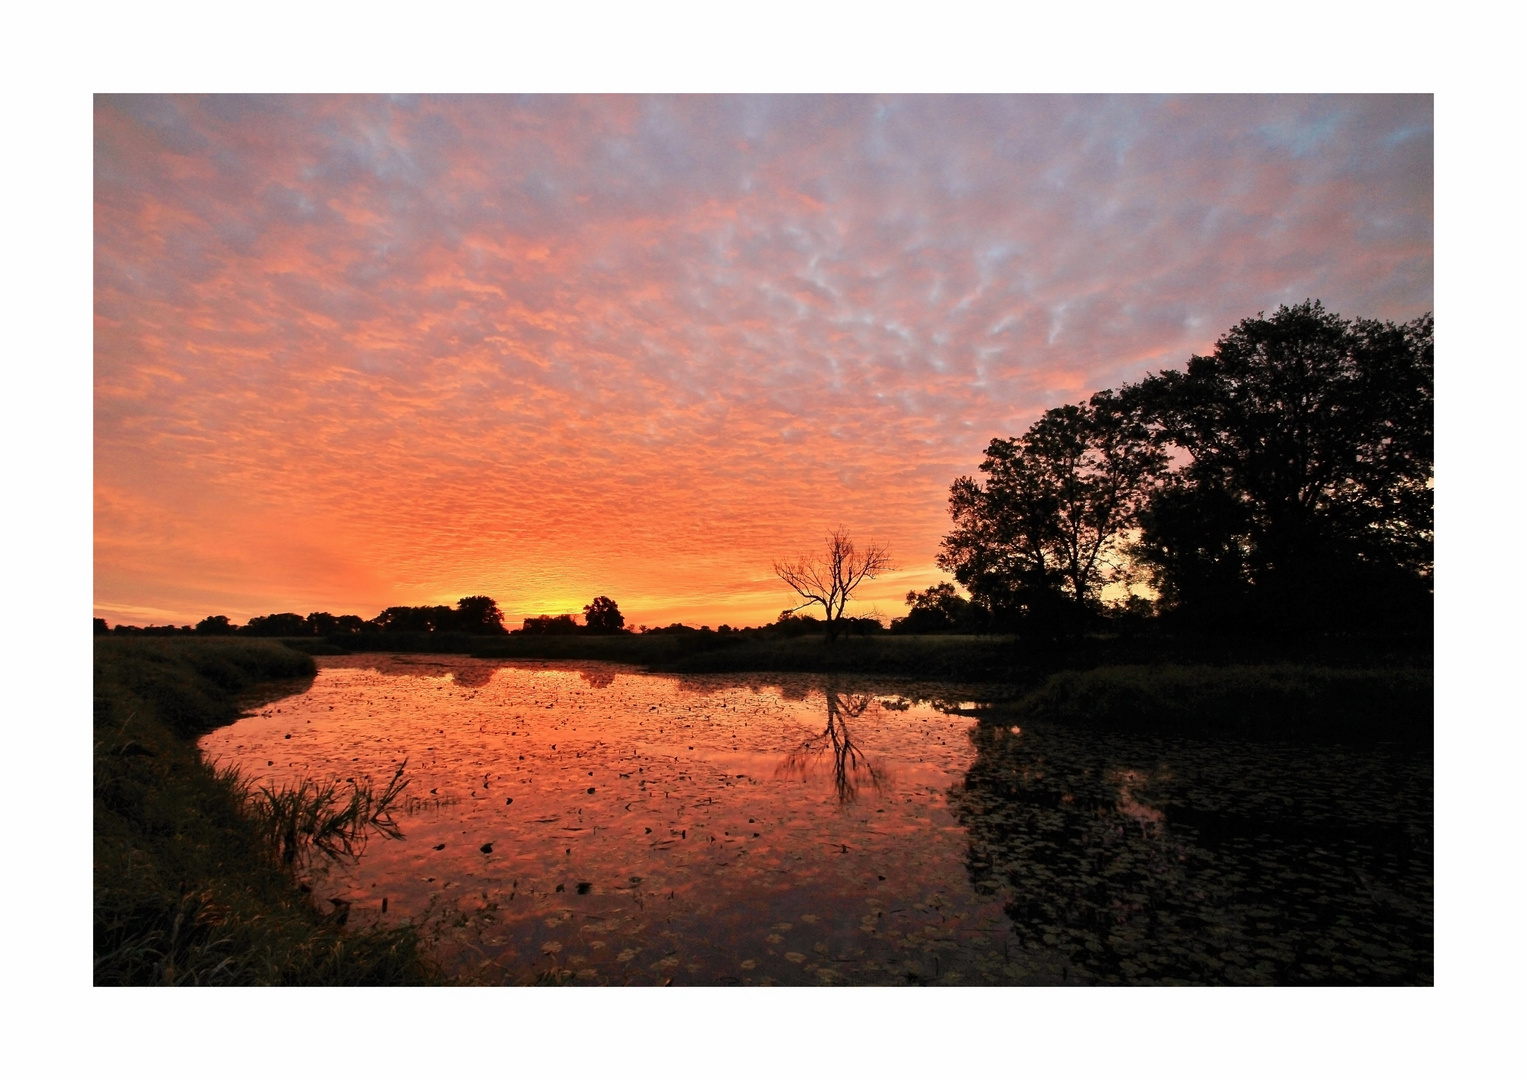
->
[773,527,894,641]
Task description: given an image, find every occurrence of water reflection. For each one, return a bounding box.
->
[202,656,1029,985]
[201,655,1429,985]
[579,668,616,689]
[950,720,1433,984]
[777,688,883,804]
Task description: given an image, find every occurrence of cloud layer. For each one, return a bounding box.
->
[94,94,1433,627]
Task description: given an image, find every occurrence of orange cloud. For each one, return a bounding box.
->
[94,95,1432,628]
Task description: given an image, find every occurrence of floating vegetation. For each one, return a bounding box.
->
[201,654,1432,985]
[950,720,1432,984]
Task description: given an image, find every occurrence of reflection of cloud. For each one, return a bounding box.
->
[1110,768,1165,832]
[95,95,1433,626]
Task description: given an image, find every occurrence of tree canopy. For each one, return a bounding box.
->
[940,393,1163,629]
[939,301,1432,636]
[1123,301,1433,629]
[583,596,626,634]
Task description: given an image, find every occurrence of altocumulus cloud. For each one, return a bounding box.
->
[94,94,1432,627]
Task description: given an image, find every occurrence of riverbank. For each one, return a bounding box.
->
[94,638,437,985]
[988,662,1432,740]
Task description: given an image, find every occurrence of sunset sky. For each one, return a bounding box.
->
[93,94,1433,629]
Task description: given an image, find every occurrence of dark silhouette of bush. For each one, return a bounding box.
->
[891,583,983,634]
[770,611,823,637]
[518,614,579,635]
[639,622,700,635]
[244,612,309,637]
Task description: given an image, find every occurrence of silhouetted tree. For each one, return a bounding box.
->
[582,596,625,634]
[195,615,235,635]
[244,612,308,636]
[1123,301,1433,630]
[893,582,979,634]
[519,614,579,635]
[94,618,109,636]
[455,595,508,635]
[371,605,455,633]
[940,393,1164,629]
[773,527,894,642]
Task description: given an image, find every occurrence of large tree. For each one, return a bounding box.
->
[1123,300,1433,628]
[455,595,508,635]
[774,528,894,642]
[582,596,625,633]
[939,392,1164,626]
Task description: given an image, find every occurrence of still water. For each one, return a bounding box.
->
[200,654,1432,985]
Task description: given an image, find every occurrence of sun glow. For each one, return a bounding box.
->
[94,96,1432,627]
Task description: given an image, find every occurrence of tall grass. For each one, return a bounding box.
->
[250,761,409,867]
[94,638,437,985]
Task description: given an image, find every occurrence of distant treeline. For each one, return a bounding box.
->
[97,302,1432,649]
[98,595,513,638]
[96,597,908,640]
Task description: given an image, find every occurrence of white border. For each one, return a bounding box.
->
[7,2,1518,1075]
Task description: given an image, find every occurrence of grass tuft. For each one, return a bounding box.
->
[250,761,410,867]
[94,638,438,985]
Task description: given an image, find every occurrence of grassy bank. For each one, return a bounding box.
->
[990,663,1433,740]
[94,638,436,985]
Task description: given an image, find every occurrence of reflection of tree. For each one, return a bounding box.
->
[448,663,506,689]
[950,722,1434,985]
[579,667,615,689]
[950,724,1216,983]
[777,687,882,804]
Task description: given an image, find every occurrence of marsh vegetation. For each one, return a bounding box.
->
[195,653,1431,985]
[93,639,435,984]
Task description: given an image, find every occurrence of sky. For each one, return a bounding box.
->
[93,94,1433,630]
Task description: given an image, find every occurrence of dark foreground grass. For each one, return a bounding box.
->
[94,638,437,985]
[992,663,1433,740]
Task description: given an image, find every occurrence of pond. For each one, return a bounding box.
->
[199,654,1432,985]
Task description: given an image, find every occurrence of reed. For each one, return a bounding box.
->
[94,638,438,985]
[250,761,409,867]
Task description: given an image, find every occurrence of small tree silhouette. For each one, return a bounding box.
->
[773,527,894,642]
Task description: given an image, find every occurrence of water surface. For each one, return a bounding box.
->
[200,654,1431,985]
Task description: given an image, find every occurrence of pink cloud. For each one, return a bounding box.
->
[94,95,1433,627]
